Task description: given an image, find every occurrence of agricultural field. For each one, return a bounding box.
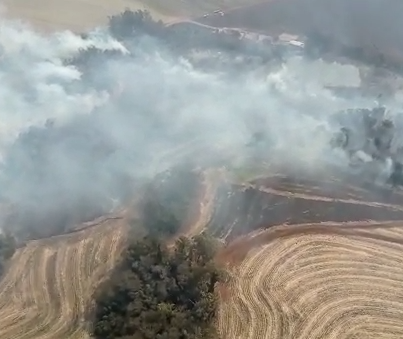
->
[197,0,403,52]
[1,0,168,32]
[1,170,403,338]
[140,0,267,21]
[0,0,264,32]
[1,2,403,338]
[0,217,127,339]
[217,221,403,339]
[210,173,403,339]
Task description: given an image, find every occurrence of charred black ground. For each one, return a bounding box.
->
[209,175,403,241]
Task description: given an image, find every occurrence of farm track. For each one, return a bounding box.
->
[183,169,224,238]
[0,218,127,339]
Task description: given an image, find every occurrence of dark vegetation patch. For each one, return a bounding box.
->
[92,231,223,339]
[92,160,222,339]
[3,9,402,335]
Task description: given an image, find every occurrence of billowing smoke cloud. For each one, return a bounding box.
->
[0,19,127,147]
[0,10,396,238]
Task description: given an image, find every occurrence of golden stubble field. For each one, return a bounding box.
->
[216,222,403,339]
[3,0,403,336]
[181,171,403,339]
[0,217,127,339]
[2,172,403,338]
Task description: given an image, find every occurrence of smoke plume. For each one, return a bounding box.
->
[0,9,398,238]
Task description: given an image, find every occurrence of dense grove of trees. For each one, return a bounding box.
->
[91,156,223,338]
[108,10,165,41]
[93,233,223,339]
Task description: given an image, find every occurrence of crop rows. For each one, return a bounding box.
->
[218,222,403,339]
[0,219,126,339]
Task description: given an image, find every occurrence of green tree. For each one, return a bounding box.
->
[93,234,223,339]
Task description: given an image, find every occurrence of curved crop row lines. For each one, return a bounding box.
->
[0,221,126,339]
[218,224,403,339]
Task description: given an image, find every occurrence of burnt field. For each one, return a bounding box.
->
[195,0,403,63]
[208,175,403,241]
[251,174,403,205]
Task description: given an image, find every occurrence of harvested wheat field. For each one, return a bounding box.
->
[217,220,403,339]
[2,170,403,338]
[209,171,403,339]
[0,216,127,339]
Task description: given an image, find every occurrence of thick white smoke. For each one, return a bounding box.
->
[0,10,397,237]
[0,18,127,151]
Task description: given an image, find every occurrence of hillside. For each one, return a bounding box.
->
[217,221,403,339]
[2,169,403,338]
[204,171,403,339]
[2,5,403,339]
[0,216,128,339]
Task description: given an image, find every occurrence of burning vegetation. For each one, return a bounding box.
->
[1,6,403,339]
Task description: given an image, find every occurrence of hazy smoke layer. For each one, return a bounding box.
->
[0,13,395,237]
